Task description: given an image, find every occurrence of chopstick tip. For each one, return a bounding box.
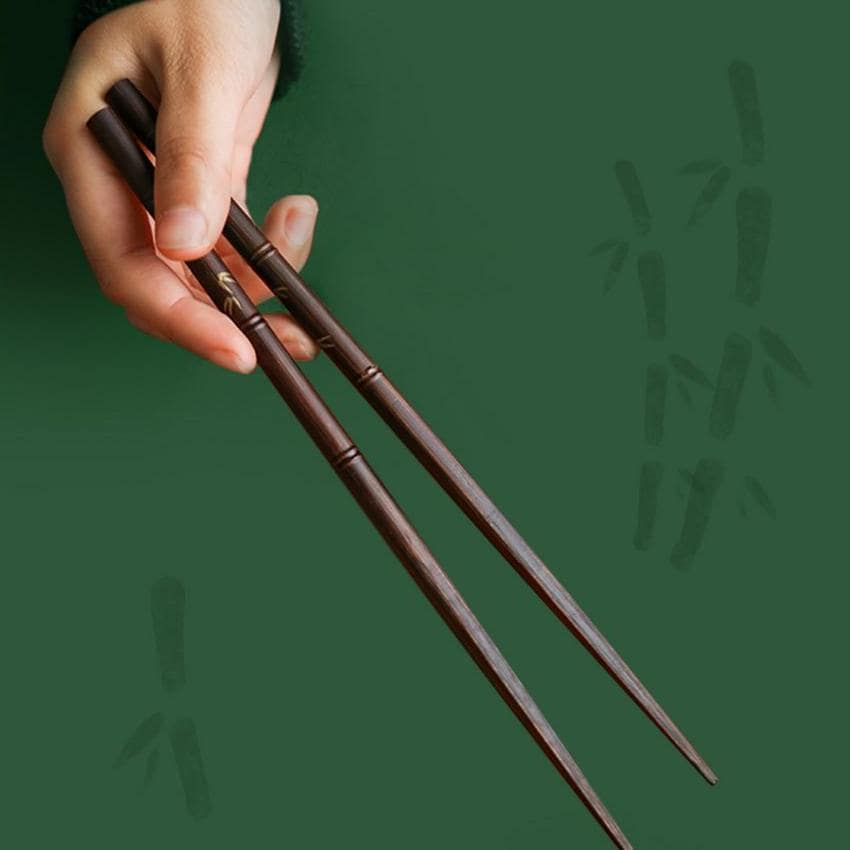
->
[697,760,718,786]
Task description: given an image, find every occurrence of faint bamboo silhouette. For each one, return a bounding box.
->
[672,61,812,566]
[594,161,685,552]
[592,160,716,554]
[678,61,811,409]
[112,577,212,820]
[592,60,810,568]
[670,459,725,570]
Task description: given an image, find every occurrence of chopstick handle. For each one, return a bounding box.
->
[86,106,632,850]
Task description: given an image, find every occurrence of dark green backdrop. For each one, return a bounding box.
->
[1,2,847,847]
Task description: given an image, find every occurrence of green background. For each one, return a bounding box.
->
[1,1,847,847]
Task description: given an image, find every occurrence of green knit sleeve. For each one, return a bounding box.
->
[70,0,304,98]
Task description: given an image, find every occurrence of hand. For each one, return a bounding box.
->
[43,0,318,372]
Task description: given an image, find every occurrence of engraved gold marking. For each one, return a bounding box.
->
[215,271,240,317]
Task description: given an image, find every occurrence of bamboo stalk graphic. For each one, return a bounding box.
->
[170,717,212,821]
[151,577,187,694]
[735,187,772,306]
[634,461,664,551]
[728,60,765,166]
[666,60,810,562]
[637,251,667,341]
[592,162,684,555]
[592,61,806,566]
[670,459,725,570]
[644,364,668,447]
[614,160,651,235]
[709,333,753,441]
[113,578,212,818]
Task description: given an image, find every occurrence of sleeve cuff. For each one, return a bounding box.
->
[71,0,305,98]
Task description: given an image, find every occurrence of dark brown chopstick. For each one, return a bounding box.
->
[105,78,717,786]
[88,105,635,850]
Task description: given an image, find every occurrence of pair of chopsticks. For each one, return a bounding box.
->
[89,79,715,850]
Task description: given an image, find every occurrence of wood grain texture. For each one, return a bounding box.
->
[87,106,634,850]
[104,77,717,788]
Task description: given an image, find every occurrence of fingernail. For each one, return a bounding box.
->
[284,202,317,247]
[296,340,316,360]
[283,335,314,360]
[157,206,208,252]
[210,348,253,374]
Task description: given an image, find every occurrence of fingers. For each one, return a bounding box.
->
[40,0,316,371]
[50,116,319,368]
[153,63,247,260]
[264,195,320,274]
[50,128,315,372]
[53,127,258,371]
[265,313,319,360]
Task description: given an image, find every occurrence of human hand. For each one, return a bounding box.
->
[43,0,318,372]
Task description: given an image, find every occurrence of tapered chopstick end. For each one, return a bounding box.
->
[701,763,719,786]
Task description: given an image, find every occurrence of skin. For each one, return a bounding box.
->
[43,0,318,373]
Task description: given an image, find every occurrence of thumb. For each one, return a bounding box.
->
[153,71,245,260]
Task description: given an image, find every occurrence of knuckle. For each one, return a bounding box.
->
[71,19,105,56]
[125,310,163,340]
[41,102,74,169]
[88,257,123,305]
[164,32,239,92]
[88,245,147,305]
[157,133,229,194]
[157,135,210,174]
